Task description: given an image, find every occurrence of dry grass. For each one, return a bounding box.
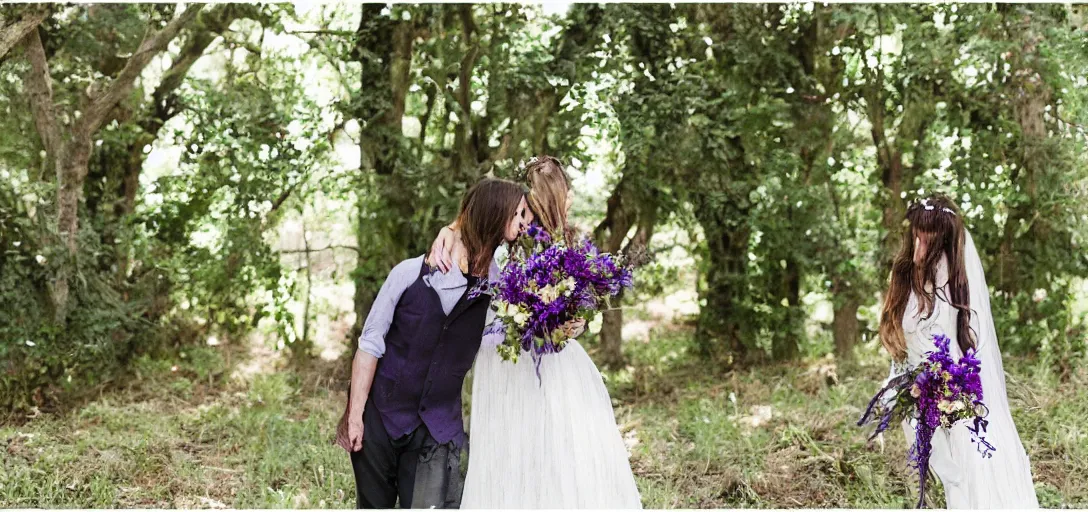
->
[605,326,1088,508]
[2,327,1085,508]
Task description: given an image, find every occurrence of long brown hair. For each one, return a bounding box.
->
[522,155,575,244]
[879,194,974,361]
[455,178,526,277]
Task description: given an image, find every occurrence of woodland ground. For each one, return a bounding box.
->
[1,315,1085,508]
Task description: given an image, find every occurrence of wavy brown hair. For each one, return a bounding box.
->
[522,155,576,244]
[878,194,975,361]
[455,178,526,277]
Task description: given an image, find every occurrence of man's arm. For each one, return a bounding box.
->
[358,256,422,358]
[337,349,378,452]
[337,256,420,451]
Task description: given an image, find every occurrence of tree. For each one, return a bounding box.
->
[22,4,202,321]
[0,5,49,61]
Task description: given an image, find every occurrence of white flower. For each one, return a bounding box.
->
[35,255,47,265]
[513,312,529,326]
[539,284,559,303]
[1033,288,1047,303]
[587,312,604,334]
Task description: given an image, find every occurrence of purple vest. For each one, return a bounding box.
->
[368,262,489,447]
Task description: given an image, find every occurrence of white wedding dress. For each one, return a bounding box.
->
[461,333,643,508]
[893,230,1038,508]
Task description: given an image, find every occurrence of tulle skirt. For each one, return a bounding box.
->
[461,340,642,509]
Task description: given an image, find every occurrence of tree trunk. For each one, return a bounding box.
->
[295,220,314,366]
[598,307,625,368]
[771,256,802,361]
[22,6,202,321]
[592,171,662,369]
[833,294,860,361]
[694,196,751,366]
[998,9,1049,297]
[351,6,419,339]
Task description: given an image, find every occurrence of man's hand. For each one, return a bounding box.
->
[336,410,365,452]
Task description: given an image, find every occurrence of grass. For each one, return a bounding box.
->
[2,329,1086,508]
[1,349,356,508]
[605,327,1088,508]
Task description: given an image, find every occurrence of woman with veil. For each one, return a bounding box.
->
[877,194,1039,508]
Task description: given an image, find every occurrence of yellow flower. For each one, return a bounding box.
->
[539,284,560,303]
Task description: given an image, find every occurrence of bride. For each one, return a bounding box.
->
[429,156,642,508]
[877,195,1039,508]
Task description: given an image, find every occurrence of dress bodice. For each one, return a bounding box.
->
[902,255,964,365]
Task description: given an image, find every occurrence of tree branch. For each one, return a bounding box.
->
[1,6,49,60]
[286,29,356,37]
[22,28,60,160]
[145,4,265,131]
[222,33,262,55]
[278,244,361,255]
[270,182,299,213]
[82,4,204,135]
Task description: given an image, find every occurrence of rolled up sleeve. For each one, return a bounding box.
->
[358,256,423,358]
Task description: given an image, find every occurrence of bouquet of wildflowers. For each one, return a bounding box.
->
[858,334,994,508]
[480,224,633,370]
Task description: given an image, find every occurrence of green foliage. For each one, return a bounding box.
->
[0,224,159,413]
[1,4,329,410]
[3,3,1088,413]
[594,4,1088,366]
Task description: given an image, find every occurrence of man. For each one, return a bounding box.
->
[335,178,530,508]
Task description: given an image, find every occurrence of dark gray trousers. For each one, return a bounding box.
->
[350,406,462,509]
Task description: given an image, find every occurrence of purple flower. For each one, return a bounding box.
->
[858,333,994,508]
[487,224,634,378]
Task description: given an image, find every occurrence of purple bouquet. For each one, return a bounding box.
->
[482,224,633,369]
[858,334,994,508]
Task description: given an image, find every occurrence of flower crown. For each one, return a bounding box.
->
[513,156,539,182]
[914,198,957,216]
[514,155,566,183]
